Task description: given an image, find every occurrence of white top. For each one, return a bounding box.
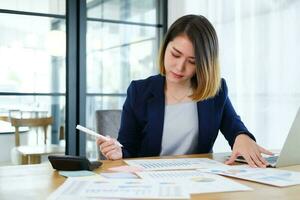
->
[160,102,199,156]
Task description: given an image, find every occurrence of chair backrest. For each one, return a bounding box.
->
[95,110,122,159]
[0,116,9,122]
[10,117,53,147]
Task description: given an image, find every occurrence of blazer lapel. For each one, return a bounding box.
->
[197,99,214,153]
[146,75,165,156]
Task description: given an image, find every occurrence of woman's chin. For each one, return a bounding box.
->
[166,75,188,85]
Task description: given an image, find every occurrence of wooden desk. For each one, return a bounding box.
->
[0,153,300,200]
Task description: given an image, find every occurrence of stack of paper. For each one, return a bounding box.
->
[198,165,300,187]
[124,158,227,171]
[137,170,252,194]
[48,177,190,200]
[48,158,253,199]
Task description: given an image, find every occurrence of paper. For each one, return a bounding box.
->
[47,177,189,200]
[58,170,97,178]
[108,165,144,173]
[125,158,227,171]
[200,165,300,187]
[100,172,139,179]
[137,170,252,194]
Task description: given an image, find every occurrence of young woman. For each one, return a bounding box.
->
[97,14,273,167]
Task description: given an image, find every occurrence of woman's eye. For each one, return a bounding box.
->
[171,52,180,58]
[189,60,195,65]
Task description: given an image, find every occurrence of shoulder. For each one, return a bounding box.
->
[219,78,228,97]
[127,74,164,96]
[125,74,164,107]
[130,74,164,90]
[209,78,228,104]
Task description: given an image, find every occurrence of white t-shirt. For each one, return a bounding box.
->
[160,101,199,156]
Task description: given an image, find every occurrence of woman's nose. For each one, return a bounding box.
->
[175,58,186,72]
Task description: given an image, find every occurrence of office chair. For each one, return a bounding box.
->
[95,110,122,160]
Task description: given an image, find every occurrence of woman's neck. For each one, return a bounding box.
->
[165,78,191,92]
[165,79,193,104]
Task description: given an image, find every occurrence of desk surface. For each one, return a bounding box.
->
[0,153,300,200]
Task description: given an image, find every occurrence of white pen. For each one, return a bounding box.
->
[76,125,123,147]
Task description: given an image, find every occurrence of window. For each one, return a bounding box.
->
[85,0,165,159]
[0,0,66,165]
[0,0,167,164]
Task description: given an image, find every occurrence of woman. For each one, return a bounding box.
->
[97,14,273,167]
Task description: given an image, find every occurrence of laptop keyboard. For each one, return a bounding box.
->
[265,156,279,164]
[235,155,279,165]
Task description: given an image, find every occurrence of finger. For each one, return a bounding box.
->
[100,137,118,148]
[110,138,121,147]
[255,149,268,166]
[225,152,239,165]
[258,154,270,167]
[106,148,121,160]
[100,140,115,149]
[96,138,104,146]
[256,153,268,167]
[105,150,113,160]
[252,152,266,168]
[99,141,115,153]
[102,145,117,155]
[258,146,274,155]
[105,148,119,160]
[104,150,114,160]
[243,154,257,168]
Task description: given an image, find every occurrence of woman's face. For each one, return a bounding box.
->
[164,34,196,86]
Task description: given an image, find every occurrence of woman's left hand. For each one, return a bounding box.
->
[225,134,273,168]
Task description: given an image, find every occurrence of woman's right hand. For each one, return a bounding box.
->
[97,137,122,160]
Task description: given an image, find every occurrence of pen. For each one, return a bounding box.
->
[76,125,123,147]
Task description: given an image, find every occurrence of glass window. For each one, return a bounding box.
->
[87,0,159,24]
[0,14,66,93]
[85,0,164,159]
[87,21,161,93]
[0,1,66,166]
[0,0,65,15]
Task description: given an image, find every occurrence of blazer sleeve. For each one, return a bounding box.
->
[117,81,142,158]
[219,79,256,148]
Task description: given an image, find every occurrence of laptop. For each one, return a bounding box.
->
[234,107,300,168]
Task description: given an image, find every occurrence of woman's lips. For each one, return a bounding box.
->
[171,71,184,79]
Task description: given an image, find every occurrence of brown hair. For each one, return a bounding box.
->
[159,15,221,101]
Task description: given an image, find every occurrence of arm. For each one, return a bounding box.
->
[219,79,273,167]
[220,79,255,145]
[97,81,142,160]
[117,81,143,158]
[219,79,256,147]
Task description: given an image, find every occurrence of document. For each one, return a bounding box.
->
[108,165,144,173]
[100,172,139,179]
[125,158,227,171]
[58,170,97,178]
[47,177,189,200]
[137,170,252,194]
[199,165,300,187]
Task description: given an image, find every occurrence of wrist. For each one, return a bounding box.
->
[235,133,251,142]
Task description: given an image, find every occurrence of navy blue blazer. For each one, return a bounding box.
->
[118,74,255,158]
